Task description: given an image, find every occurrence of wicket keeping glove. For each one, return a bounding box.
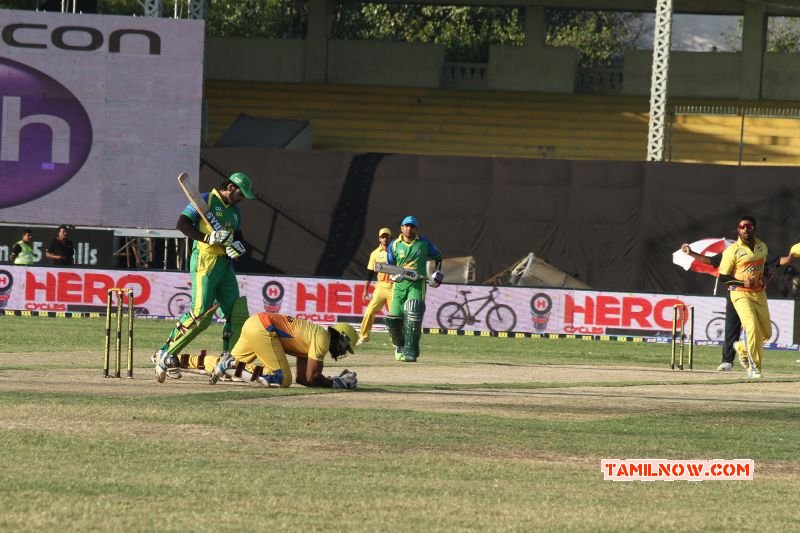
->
[225,240,246,259]
[429,271,443,288]
[204,230,232,246]
[332,369,357,390]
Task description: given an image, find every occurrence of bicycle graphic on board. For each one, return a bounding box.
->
[436,286,517,333]
[705,311,779,344]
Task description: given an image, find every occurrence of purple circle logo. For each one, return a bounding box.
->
[0,57,92,208]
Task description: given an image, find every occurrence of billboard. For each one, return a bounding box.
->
[0,10,204,229]
[1,266,796,348]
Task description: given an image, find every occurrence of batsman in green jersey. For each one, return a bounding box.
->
[154,172,255,383]
[385,215,443,362]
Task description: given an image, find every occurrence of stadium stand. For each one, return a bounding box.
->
[204,81,800,165]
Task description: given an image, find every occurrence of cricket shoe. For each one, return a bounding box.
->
[399,353,417,363]
[152,350,183,379]
[394,346,404,361]
[747,368,763,379]
[209,352,235,385]
[733,341,749,369]
[154,349,169,383]
[716,362,733,371]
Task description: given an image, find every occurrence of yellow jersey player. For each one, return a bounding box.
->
[209,313,359,389]
[357,227,394,346]
[717,216,770,378]
[385,215,443,362]
[779,242,800,267]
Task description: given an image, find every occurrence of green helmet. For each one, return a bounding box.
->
[331,323,358,354]
[228,172,255,199]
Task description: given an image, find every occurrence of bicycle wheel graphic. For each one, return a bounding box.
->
[486,304,516,333]
[437,302,467,330]
[705,317,725,342]
[168,292,192,317]
[768,321,779,344]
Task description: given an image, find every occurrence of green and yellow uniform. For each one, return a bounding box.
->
[161,189,243,354]
[387,235,442,315]
[718,237,771,372]
[386,233,442,361]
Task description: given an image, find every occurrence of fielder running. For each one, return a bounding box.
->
[208,313,359,389]
[385,215,443,362]
[717,216,771,378]
[357,227,395,346]
[154,172,255,383]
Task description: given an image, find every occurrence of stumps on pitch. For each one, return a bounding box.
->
[670,304,694,370]
[104,288,134,378]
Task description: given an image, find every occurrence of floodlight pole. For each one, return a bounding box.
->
[646,0,674,162]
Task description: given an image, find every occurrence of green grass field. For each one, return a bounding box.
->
[1,316,800,532]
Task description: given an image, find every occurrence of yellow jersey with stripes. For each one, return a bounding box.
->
[718,237,768,292]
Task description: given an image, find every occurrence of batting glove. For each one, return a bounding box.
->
[429,271,444,288]
[204,230,232,246]
[332,369,357,390]
[225,240,246,259]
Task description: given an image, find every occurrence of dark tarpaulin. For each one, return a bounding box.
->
[199,147,800,295]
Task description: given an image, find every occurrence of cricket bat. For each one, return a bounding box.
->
[374,262,422,281]
[177,172,224,232]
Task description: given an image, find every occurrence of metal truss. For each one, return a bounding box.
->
[143,0,163,17]
[646,0,673,162]
[189,0,207,19]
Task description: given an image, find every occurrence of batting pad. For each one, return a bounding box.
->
[227,296,250,349]
[384,315,405,347]
[166,304,220,355]
[403,299,425,359]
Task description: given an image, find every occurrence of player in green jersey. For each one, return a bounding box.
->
[154,172,255,383]
[385,215,443,362]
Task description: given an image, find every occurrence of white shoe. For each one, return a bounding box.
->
[747,368,763,379]
[209,352,234,385]
[716,362,733,371]
[154,349,168,383]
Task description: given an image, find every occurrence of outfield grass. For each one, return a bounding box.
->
[1,316,800,531]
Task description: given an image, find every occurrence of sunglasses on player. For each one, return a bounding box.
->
[738,223,755,230]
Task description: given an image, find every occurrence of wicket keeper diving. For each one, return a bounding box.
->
[385,215,443,362]
[154,172,255,383]
[208,313,359,389]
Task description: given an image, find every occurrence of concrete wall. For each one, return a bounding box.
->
[327,40,444,87]
[488,44,578,93]
[204,37,800,101]
[763,54,800,101]
[205,37,305,82]
[622,50,741,98]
